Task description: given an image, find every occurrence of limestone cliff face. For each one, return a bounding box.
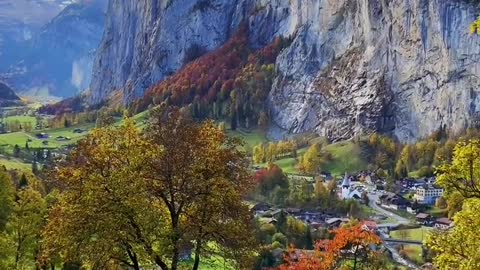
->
[90,0,244,102]
[90,0,480,142]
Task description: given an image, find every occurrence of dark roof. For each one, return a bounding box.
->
[285,208,302,214]
[436,218,452,225]
[416,213,430,219]
[251,202,271,211]
[381,193,410,206]
[270,209,283,216]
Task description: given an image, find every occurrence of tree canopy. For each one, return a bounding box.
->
[40,110,257,270]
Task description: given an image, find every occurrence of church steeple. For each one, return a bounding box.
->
[341,172,350,188]
[341,172,351,200]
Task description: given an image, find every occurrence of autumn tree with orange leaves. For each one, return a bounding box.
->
[278,225,384,270]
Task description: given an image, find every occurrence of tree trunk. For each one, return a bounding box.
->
[126,247,141,270]
[154,256,169,270]
[192,239,203,270]
[351,246,358,270]
[171,214,180,270]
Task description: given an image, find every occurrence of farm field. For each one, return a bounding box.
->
[0,156,31,173]
[323,141,367,177]
[390,227,432,242]
[3,115,38,126]
[389,227,432,265]
[0,123,95,150]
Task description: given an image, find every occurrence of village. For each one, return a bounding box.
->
[251,171,452,269]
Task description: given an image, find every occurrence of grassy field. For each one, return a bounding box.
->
[390,227,431,242]
[3,115,38,125]
[258,140,368,176]
[390,227,431,265]
[0,111,369,179]
[227,128,267,150]
[0,122,95,151]
[0,156,31,173]
[401,245,423,265]
[323,141,367,177]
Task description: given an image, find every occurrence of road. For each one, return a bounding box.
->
[367,192,410,227]
[367,191,420,270]
[384,244,421,270]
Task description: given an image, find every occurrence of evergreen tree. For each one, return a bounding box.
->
[19,174,28,189]
[230,111,238,131]
[31,161,39,176]
[276,210,288,234]
[304,226,314,250]
[13,144,20,158]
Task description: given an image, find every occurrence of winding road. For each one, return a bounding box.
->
[367,193,410,227]
[367,192,421,270]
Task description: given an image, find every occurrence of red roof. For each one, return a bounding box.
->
[362,221,378,230]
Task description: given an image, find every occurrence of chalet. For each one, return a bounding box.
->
[309,221,325,229]
[379,193,410,210]
[261,209,284,219]
[319,171,333,181]
[285,208,302,215]
[35,133,49,139]
[326,218,349,229]
[298,212,324,224]
[56,136,72,142]
[288,173,315,183]
[251,202,271,212]
[415,213,432,225]
[361,221,378,231]
[434,218,453,230]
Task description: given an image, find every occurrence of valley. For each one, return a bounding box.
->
[1,0,480,269]
[0,103,455,269]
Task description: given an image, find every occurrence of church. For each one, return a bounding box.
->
[340,173,362,200]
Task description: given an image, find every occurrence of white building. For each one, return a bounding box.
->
[340,173,362,200]
[414,185,444,205]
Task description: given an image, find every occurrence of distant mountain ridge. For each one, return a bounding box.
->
[0,0,106,98]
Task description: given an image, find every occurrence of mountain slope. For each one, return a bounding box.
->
[90,0,480,142]
[1,0,106,98]
[0,82,20,106]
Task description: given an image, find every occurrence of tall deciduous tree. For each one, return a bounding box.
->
[0,169,14,231]
[436,140,480,199]
[426,199,480,270]
[0,187,46,270]
[299,143,324,175]
[41,119,166,270]
[428,140,480,270]
[144,107,257,270]
[42,111,257,270]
